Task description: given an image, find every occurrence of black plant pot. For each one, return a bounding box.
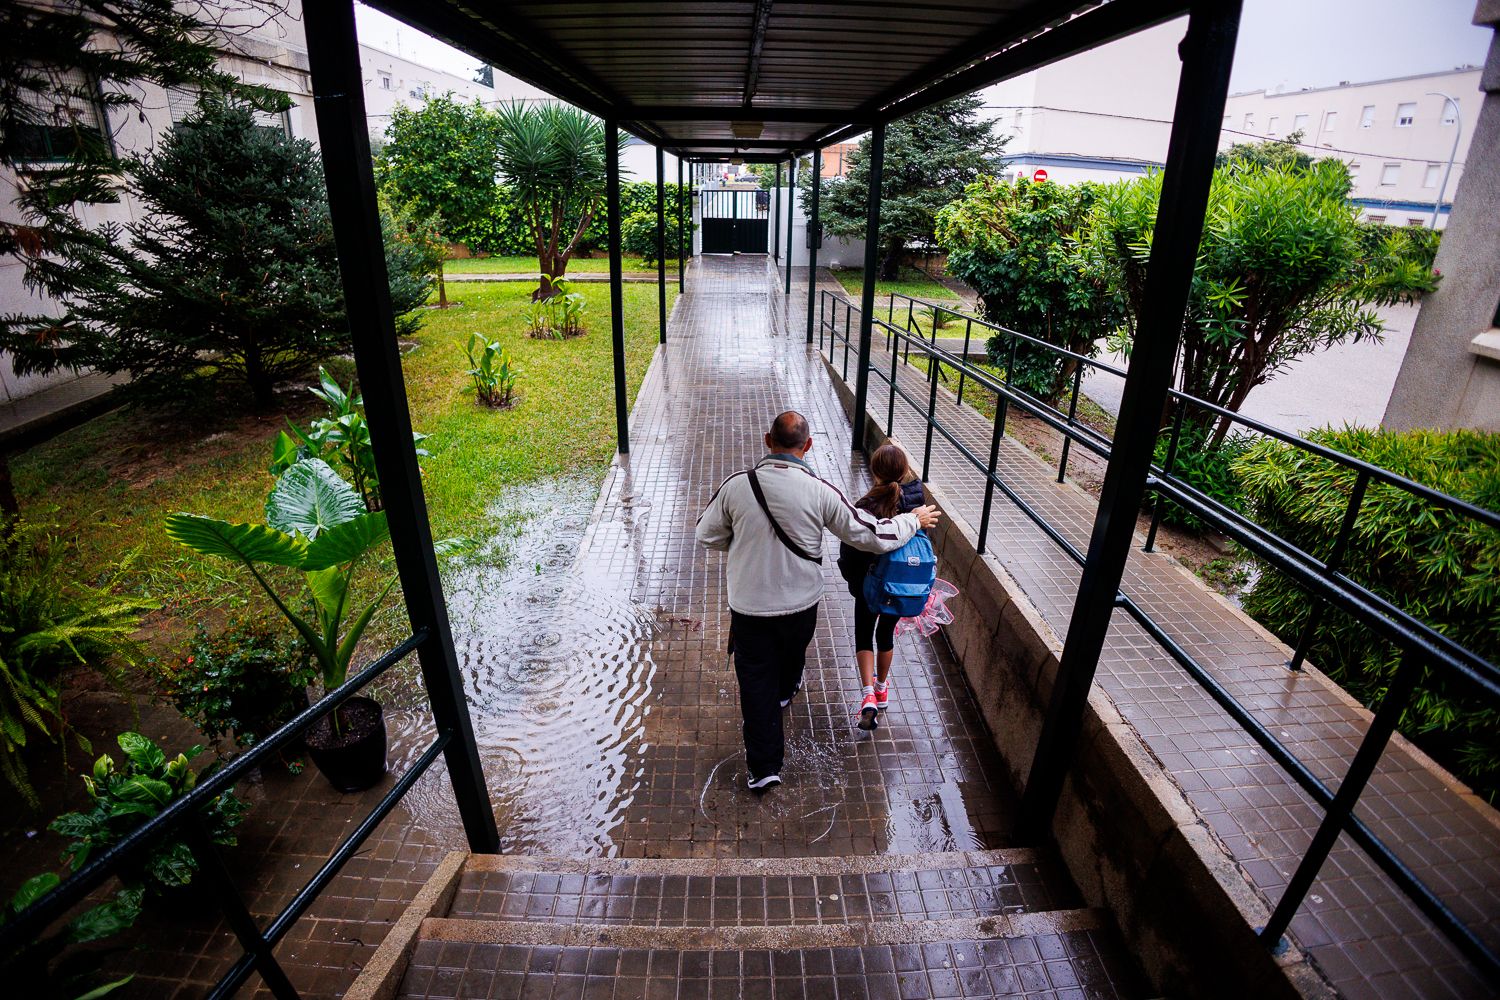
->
[304,696,387,792]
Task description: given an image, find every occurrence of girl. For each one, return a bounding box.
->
[837,443,925,731]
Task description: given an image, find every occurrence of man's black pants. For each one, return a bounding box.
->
[730,605,819,781]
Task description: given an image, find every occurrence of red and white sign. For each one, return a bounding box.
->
[1033,168,1049,182]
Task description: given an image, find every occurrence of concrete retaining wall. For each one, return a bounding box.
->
[821,359,1333,1000]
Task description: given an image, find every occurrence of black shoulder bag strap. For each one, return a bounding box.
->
[746,468,822,564]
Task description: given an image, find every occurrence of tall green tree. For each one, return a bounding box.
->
[804,96,1007,278]
[0,98,428,409]
[377,94,503,250]
[1078,159,1437,444]
[493,102,613,300]
[936,177,1124,401]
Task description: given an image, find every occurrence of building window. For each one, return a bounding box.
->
[1379,163,1400,186]
[1323,110,1337,133]
[1395,102,1416,127]
[379,71,392,91]
[1222,114,1231,127]
[1422,163,1441,188]
[1293,113,1309,133]
[1406,218,1427,227]
[1348,161,1360,186]
[1268,116,1279,135]
[1360,105,1375,128]
[5,67,112,164]
[1243,113,1254,130]
[167,85,199,125]
[1442,100,1458,126]
[1366,214,1386,224]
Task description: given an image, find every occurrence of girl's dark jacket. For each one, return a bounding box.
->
[837,478,926,598]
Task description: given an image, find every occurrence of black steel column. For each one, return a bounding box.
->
[851,123,886,452]
[303,0,498,853]
[677,158,685,292]
[804,148,821,343]
[606,119,629,454]
[784,156,796,296]
[656,146,667,344]
[773,161,782,260]
[1019,0,1243,838]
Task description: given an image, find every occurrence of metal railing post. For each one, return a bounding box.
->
[303,0,499,853]
[1144,402,1186,553]
[957,317,973,405]
[1019,0,1243,839]
[1288,468,1372,670]
[887,330,899,435]
[978,397,1005,556]
[851,126,884,452]
[805,148,822,344]
[998,336,1018,439]
[656,146,666,344]
[923,350,940,481]
[184,820,300,999]
[1057,364,1084,483]
[1260,651,1423,948]
[677,158,685,293]
[604,118,630,455]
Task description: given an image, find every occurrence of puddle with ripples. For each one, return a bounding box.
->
[383,476,656,855]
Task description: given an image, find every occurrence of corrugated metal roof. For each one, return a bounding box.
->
[366,0,1186,158]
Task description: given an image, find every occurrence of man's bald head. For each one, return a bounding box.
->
[766,410,811,454]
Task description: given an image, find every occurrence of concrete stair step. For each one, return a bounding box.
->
[351,852,1148,1000]
[451,849,1081,927]
[395,913,1146,999]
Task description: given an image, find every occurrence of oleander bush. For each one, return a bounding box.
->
[1235,426,1500,800]
[1150,423,1252,531]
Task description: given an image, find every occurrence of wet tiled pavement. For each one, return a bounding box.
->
[384,255,1147,999]
[809,274,1500,999]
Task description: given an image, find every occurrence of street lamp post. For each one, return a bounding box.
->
[1427,91,1462,229]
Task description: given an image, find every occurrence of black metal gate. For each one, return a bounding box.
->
[699,188,769,254]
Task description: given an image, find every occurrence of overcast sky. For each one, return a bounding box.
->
[354,0,1491,97]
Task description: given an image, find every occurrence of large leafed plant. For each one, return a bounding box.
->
[165,459,397,715]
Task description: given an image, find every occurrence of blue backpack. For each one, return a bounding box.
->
[863,531,937,617]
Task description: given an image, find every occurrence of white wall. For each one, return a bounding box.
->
[763,185,866,268]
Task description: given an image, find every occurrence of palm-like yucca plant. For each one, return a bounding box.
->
[165,459,396,733]
[0,520,156,806]
[493,101,621,301]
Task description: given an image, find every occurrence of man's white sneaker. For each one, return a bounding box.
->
[779,682,802,708]
[747,773,782,791]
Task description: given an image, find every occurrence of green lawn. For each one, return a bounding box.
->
[832,266,960,305]
[446,255,683,275]
[13,281,673,627]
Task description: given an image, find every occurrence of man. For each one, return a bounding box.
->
[696,411,942,791]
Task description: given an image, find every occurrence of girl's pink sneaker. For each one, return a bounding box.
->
[875,682,891,711]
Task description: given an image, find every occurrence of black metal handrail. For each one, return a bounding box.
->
[815,288,1500,982]
[0,629,447,999]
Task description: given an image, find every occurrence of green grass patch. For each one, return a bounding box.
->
[446,255,683,275]
[832,266,960,305]
[12,281,673,624]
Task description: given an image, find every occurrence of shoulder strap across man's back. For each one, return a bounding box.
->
[746,468,822,564]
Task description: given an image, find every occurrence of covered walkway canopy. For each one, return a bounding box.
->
[364,0,1194,163]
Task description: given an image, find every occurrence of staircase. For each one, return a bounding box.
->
[352,849,1150,999]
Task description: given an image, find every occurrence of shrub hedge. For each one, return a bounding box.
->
[463,182,691,257]
[1234,426,1500,800]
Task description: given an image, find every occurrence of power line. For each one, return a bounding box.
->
[984,104,1465,167]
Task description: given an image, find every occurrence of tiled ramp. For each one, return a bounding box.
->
[394,852,1146,1000]
[811,277,1500,1000]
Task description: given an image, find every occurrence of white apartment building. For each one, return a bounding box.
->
[1222,67,1481,228]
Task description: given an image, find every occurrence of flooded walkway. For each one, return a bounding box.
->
[565,253,1016,857]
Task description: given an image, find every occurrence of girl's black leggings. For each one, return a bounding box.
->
[854,601,900,654]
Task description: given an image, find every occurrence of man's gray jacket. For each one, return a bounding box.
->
[695,455,921,616]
